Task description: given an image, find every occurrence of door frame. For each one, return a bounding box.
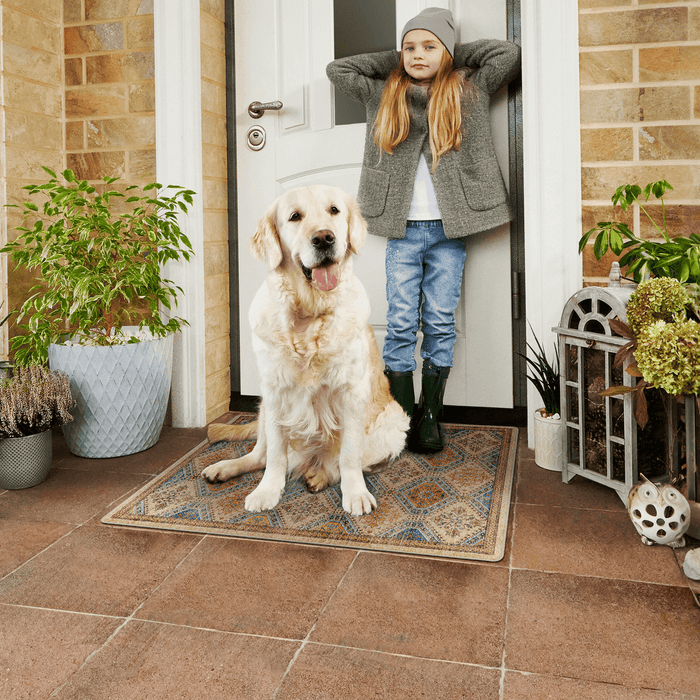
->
[153,0,582,432]
[225,0,532,410]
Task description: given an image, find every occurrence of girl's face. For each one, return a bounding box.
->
[402,29,445,84]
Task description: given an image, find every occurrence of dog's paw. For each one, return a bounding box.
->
[342,487,377,516]
[303,468,331,493]
[201,460,236,484]
[245,483,283,512]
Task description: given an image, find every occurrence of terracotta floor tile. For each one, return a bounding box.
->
[511,502,687,585]
[276,643,501,700]
[0,518,74,577]
[309,551,510,665]
[52,619,299,700]
[136,537,357,639]
[516,455,625,511]
[0,467,151,524]
[505,569,700,695]
[52,429,208,474]
[0,523,201,616]
[503,670,696,700]
[0,604,122,700]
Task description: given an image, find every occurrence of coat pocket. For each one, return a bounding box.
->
[460,158,507,211]
[358,167,390,217]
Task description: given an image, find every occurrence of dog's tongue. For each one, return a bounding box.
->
[312,263,339,291]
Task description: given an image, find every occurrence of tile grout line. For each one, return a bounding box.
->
[0,521,85,584]
[270,549,362,700]
[499,492,519,700]
[47,534,209,699]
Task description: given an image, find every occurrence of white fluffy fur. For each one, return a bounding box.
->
[202,185,409,515]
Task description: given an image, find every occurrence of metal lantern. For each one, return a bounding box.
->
[553,266,668,502]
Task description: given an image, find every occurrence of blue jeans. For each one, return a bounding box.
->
[383,220,467,373]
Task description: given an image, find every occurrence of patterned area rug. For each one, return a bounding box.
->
[103,414,518,562]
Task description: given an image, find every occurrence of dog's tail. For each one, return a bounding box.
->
[207,421,258,443]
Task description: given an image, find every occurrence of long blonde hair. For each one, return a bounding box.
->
[373,48,468,170]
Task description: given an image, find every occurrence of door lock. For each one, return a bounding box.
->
[246,126,266,151]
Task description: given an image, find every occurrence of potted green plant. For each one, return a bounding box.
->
[0,167,195,458]
[579,179,700,286]
[0,365,75,489]
[520,326,563,471]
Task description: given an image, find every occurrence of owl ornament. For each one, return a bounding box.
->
[627,475,690,548]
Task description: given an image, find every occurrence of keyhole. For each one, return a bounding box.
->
[246,126,266,151]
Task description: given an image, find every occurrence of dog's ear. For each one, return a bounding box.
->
[250,207,283,269]
[345,193,367,255]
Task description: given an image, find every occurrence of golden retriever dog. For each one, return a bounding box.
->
[202,185,409,515]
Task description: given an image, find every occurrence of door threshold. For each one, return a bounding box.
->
[229,394,526,428]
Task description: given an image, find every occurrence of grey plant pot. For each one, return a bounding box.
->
[0,429,52,489]
[48,332,174,459]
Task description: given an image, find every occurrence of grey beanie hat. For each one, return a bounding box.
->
[400,7,455,58]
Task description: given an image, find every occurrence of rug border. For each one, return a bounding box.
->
[102,422,518,562]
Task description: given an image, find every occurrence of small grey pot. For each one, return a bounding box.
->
[0,429,52,490]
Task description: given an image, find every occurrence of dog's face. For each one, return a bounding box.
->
[250,185,367,292]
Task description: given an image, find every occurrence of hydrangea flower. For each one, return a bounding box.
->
[635,319,700,395]
[626,277,691,337]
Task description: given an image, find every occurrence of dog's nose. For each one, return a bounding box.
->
[311,230,336,249]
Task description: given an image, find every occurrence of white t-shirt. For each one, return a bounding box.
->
[407,153,442,220]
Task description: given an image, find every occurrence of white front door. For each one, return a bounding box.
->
[233,0,515,408]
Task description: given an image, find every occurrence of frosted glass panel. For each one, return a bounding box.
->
[333,0,396,125]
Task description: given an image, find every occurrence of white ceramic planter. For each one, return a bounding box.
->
[0,429,52,489]
[533,408,565,471]
[48,331,173,458]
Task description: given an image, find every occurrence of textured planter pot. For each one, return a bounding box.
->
[0,429,52,489]
[48,331,173,458]
[534,408,564,471]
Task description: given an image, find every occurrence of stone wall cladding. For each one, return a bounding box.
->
[580,1,700,285]
[200,0,231,424]
[0,0,64,360]
[63,0,155,183]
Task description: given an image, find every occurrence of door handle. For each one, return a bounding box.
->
[248,100,283,119]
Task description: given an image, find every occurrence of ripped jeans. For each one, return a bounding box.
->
[383,220,467,373]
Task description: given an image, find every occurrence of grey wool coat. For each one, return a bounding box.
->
[326,41,521,240]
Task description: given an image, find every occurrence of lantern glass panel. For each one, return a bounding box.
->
[567,386,579,422]
[637,387,667,480]
[566,345,578,382]
[612,441,625,481]
[568,426,580,463]
[611,397,624,439]
[583,346,607,476]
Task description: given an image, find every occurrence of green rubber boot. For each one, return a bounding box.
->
[410,363,450,453]
[383,369,415,421]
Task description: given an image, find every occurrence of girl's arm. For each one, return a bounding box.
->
[453,40,521,95]
[326,50,400,105]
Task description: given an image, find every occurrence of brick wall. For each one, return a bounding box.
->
[200,0,231,423]
[63,0,155,183]
[580,0,700,285]
[0,0,64,360]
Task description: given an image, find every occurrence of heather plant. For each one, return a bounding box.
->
[1,167,195,365]
[0,365,75,438]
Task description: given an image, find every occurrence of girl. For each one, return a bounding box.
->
[326,8,521,453]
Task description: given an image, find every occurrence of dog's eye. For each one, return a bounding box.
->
[329,206,340,215]
[289,211,302,222]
